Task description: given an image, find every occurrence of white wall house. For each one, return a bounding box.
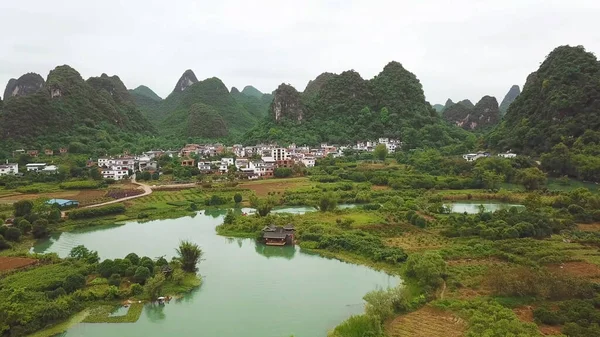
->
[101,168,129,181]
[498,152,517,159]
[219,158,234,173]
[26,163,47,172]
[0,163,18,176]
[271,148,289,161]
[301,157,316,168]
[197,161,212,172]
[463,152,490,162]
[42,165,58,174]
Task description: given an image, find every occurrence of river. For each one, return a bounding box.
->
[32,207,400,337]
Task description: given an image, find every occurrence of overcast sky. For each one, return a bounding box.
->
[1,0,599,104]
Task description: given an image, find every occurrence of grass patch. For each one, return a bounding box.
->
[83,303,143,323]
[25,309,90,337]
[162,273,202,295]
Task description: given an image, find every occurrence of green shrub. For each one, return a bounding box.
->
[68,204,126,219]
[64,274,86,293]
[17,219,32,234]
[4,227,22,242]
[328,314,382,337]
[233,193,243,203]
[0,234,11,250]
[133,266,151,284]
[108,274,122,287]
[59,180,102,190]
[130,283,144,296]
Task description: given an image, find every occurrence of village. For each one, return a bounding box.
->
[0,138,517,180]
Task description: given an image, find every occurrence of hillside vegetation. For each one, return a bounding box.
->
[244,61,475,152]
[0,66,154,145]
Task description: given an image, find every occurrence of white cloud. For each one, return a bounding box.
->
[0,0,599,103]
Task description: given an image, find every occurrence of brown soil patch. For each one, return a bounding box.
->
[239,179,310,197]
[546,261,600,280]
[371,185,390,191]
[0,256,37,272]
[386,306,466,337]
[513,306,562,335]
[577,223,600,232]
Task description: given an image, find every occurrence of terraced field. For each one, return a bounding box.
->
[386,306,466,337]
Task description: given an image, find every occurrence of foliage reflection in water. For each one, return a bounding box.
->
[33,207,399,337]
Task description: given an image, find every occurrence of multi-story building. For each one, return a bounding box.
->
[0,163,18,176]
[101,168,129,180]
[197,161,212,172]
[219,158,234,173]
[271,148,289,161]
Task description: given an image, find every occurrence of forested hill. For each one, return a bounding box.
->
[130,85,162,101]
[0,66,154,144]
[443,96,500,131]
[489,45,600,155]
[499,85,520,115]
[243,61,474,151]
[139,70,267,139]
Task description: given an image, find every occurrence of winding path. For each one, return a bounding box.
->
[82,174,152,209]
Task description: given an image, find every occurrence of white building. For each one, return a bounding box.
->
[301,157,316,168]
[463,152,490,162]
[498,152,517,159]
[235,158,249,170]
[197,161,212,172]
[101,168,129,180]
[42,165,58,174]
[0,163,18,176]
[26,163,47,172]
[271,148,289,161]
[98,157,135,171]
[219,158,234,173]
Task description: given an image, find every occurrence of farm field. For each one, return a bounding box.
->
[239,177,313,197]
[0,256,37,272]
[386,306,466,337]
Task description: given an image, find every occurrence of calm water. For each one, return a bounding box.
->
[33,207,399,337]
[446,201,525,214]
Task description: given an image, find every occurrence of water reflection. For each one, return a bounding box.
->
[254,243,296,260]
[145,304,166,322]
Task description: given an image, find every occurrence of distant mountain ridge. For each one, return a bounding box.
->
[499,85,521,115]
[490,45,600,154]
[3,73,45,99]
[244,61,472,148]
[443,96,500,130]
[0,65,154,142]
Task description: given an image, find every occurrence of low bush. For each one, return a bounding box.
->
[68,204,126,219]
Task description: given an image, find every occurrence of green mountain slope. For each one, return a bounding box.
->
[130,85,162,101]
[3,73,45,99]
[0,66,154,142]
[244,61,473,150]
[186,103,228,138]
[432,104,445,113]
[231,89,272,120]
[129,85,163,124]
[158,73,257,138]
[241,85,263,98]
[443,96,500,131]
[489,45,600,154]
[498,85,521,115]
[303,72,337,99]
